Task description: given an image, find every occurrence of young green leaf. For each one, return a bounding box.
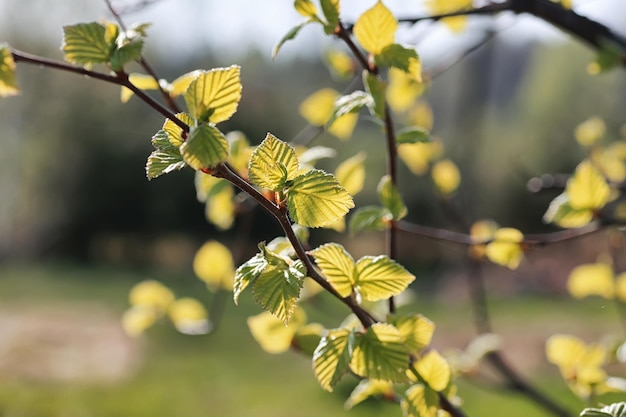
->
[355,255,415,302]
[364,72,387,119]
[401,384,439,417]
[146,130,185,180]
[353,1,397,55]
[349,206,392,233]
[309,243,356,298]
[378,175,407,220]
[252,264,304,325]
[294,0,319,18]
[234,253,267,304]
[248,133,300,191]
[287,169,355,228]
[62,22,112,65]
[273,20,312,60]
[413,350,451,391]
[396,126,431,144]
[313,328,352,391]
[110,40,143,71]
[335,152,367,196]
[376,44,422,82]
[163,113,194,147]
[327,91,372,127]
[350,323,410,382]
[180,124,229,170]
[0,44,19,97]
[391,314,435,353]
[184,65,242,124]
[320,0,340,34]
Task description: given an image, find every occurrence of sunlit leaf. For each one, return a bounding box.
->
[425,0,473,32]
[129,280,175,311]
[567,262,615,300]
[401,384,439,417]
[168,297,210,335]
[184,65,242,123]
[295,0,319,18]
[566,160,610,210]
[355,255,415,302]
[170,69,203,97]
[163,113,194,147]
[247,308,306,354]
[0,44,19,97]
[395,126,430,144]
[122,305,159,337]
[353,1,397,55]
[392,314,435,353]
[313,328,352,391]
[193,240,235,291]
[248,133,300,191]
[299,88,337,125]
[398,141,443,176]
[329,113,359,140]
[146,130,186,180]
[252,263,304,324]
[345,379,395,409]
[194,170,225,202]
[546,334,606,372]
[376,44,422,83]
[485,227,524,269]
[406,101,434,131]
[543,193,595,228]
[273,20,312,60]
[575,116,605,147]
[320,0,340,34]
[350,323,410,382]
[121,73,159,103]
[328,90,372,127]
[234,253,267,304]
[581,403,626,417]
[62,22,112,65]
[309,243,356,298]
[298,146,336,170]
[432,159,461,195]
[287,169,354,228]
[349,206,391,233]
[109,39,143,71]
[180,124,229,170]
[335,152,366,196]
[226,130,253,175]
[378,175,407,220]
[414,350,451,391]
[324,48,355,79]
[364,72,387,120]
[387,67,425,113]
[205,185,235,230]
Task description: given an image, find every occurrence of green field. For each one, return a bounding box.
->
[0,262,622,417]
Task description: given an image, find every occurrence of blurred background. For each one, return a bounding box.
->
[0,0,625,416]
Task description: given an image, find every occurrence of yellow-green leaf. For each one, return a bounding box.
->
[327,90,372,127]
[294,0,318,18]
[247,308,306,354]
[349,205,392,233]
[168,297,210,335]
[353,1,397,55]
[180,124,229,170]
[62,22,112,65]
[299,88,338,126]
[378,175,407,220]
[350,323,410,382]
[345,379,395,409]
[392,314,435,353]
[146,130,185,180]
[129,280,175,311]
[0,44,19,97]
[413,350,451,391]
[387,67,425,113]
[309,243,356,298]
[122,305,159,337]
[566,160,610,210]
[546,334,606,372]
[234,253,267,305]
[401,384,439,417]
[485,227,524,270]
[544,193,595,228]
[398,141,443,176]
[287,169,355,228]
[184,65,242,124]
[170,69,203,97]
[575,116,605,147]
[355,255,415,302]
[329,113,359,140]
[248,133,300,191]
[425,0,473,32]
[121,73,160,103]
[313,328,352,391]
[432,159,461,195]
[567,262,615,299]
[375,44,422,83]
[193,240,235,291]
[205,185,235,230]
[252,264,304,324]
[335,152,366,196]
[163,113,194,147]
[324,48,355,79]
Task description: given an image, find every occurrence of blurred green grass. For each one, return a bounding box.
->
[0,262,622,417]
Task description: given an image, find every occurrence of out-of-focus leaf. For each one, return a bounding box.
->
[378,175,407,220]
[485,227,524,270]
[345,379,395,409]
[431,159,461,195]
[413,350,451,391]
[575,116,605,147]
[567,262,615,300]
[193,240,235,291]
[247,308,306,354]
[353,1,397,55]
[0,44,19,97]
[391,314,435,353]
[335,152,366,196]
[401,384,439,417]
[168,297,210,335]
[349,206,392,233]
[129,280,175,311]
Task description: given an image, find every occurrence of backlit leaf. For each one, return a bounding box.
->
[376,44,422,83]
[567,262,615,299]
[287,169,354,228]
[180,124,229,170]
[248,133,299,191]
[309,243,356,298]
[398,141,443,176]
[432,159,461,195]
[543,193,594,228]
[170,69,203,96]
[324,48,355,79]
[168,297,210,335]
[252,263,304,324]
[546,334,606,373]
[335,152,366,196]
[299,88,337,125]
[329,113,359,140]
[294,0,318,18]
[378,175,407,220]
[425,0,472,32]
[226,131,253,175]
[349,206,392,233]
[485,227,524,270]
[62,22,112,65]
[163,113,194,147]
[566,160,610,210]
[234,253,267,304]
[345,379,395,409]
[298,146,336,170]
[392,314,435,353]
[193,240,235,291]
[273,20,312,59]
[109,38,143,71]
[0,44,19,97]
[355,255,415,302]
[320,0,340,33]
[121,73,160,103]
[328,90,372,127]
[387,67,425,113]
[353,1,397,55]
[313,328,352,391]
[184,65,242,124]
[146,130,186,180]
[401,384,439,417]
[575,116,605,147]
[129,280,175,311]
[205,185,235,230]
[350,323,410,382]
[247,308,306,354]
[396,126,430,144]
[414,350,451,391]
